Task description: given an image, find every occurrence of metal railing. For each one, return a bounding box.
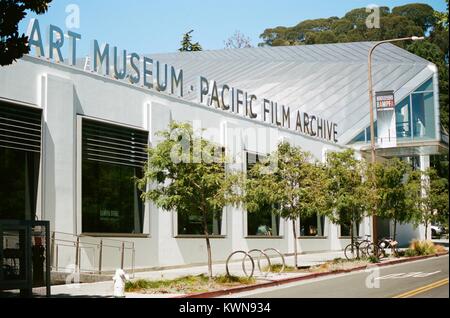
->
[50,232,135,278]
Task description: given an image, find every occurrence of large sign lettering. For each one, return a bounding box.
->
[25,18,338,143]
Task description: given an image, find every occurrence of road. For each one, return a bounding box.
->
[221,255,449,298]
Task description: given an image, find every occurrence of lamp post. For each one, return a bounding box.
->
[367,36,424,245]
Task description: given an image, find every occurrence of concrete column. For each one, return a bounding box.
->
[41,74,76,234]
[419,155,431,240]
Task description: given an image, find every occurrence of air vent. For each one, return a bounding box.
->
[0,101,42,153]
[82,118,149,168]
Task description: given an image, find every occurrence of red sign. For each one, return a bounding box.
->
[376,91,395,111]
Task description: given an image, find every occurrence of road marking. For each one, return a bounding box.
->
[393,278,449,298]
[376,271,441,280]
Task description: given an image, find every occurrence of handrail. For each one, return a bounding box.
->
[50,231,135,279]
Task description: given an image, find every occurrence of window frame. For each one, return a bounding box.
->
[0,98,43,221]
[244,150,284,239]
[76,115,151,237]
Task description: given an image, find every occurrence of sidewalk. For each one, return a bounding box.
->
[42,250,346,298]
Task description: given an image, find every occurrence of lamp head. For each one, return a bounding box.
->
[411,36,425,41]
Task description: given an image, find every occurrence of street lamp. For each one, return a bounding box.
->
[367,36,424,245]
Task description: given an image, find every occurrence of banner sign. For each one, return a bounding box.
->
[376,91,395,111]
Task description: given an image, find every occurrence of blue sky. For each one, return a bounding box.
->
[19,0,447,56]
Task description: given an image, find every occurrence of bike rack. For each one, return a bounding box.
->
[226,251,255,278]
[225,248,286,278]
[243,249,272,277]
[263,248,286,274]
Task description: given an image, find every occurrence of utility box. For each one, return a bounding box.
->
[0,220,51,297]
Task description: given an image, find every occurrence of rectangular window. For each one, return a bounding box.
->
[0,101,41,221]
[81,118,148,234]
[246,152,281,237]
[176,147,226,236]
[177,211,223,236]
[300,213,325,237]
[340,222,360,237]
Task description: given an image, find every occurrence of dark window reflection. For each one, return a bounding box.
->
[340,222,360,237]
[177,211,222,236]
[82,160,144,234]
[300,213,325,237]
[0,148,40,220]
[246,152,280,236]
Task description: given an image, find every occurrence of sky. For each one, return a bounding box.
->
[19,0,447,56]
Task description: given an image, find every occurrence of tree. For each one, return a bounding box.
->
[391,3,436,32]
[434,0,449,31]
[224,30,253,49]
[324,150,369,249]
[0,0,52,66]
[136,122,237,278]
[241,142,328,268]
[179,30,202,52]
[368,158,419,242]
[410,168,449,239]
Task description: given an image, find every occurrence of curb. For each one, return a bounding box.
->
[175,252,449,299]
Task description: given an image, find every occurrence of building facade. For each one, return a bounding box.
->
[0,21,448,273]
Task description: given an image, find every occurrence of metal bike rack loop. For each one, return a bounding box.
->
[263,248,286,273]
[243,249,272,277]
[225,251,255,278]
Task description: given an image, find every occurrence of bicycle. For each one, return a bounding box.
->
[376,237,399,258]
[344,235,377,260]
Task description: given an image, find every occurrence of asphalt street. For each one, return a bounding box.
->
[221,255,449,298]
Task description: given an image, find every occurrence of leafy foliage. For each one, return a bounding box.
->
[410,167,449,239]
[241,142,328,267]
[179,30,203,52]
[324,149,369,239]
[0,0,52,66]
[136,122,238,277]
[367,158,420,241]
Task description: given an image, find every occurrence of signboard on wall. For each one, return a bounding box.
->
[376,91,395,111]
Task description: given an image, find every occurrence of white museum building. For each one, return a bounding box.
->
[0,19,447,273]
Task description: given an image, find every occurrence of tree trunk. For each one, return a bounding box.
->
[393,219,397,242]
[202,211,213,278]
[350,220,355,257]
[425,221,429,240]
[292,220,298,268]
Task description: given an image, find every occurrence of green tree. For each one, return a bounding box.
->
[179,30,203,52]
[0,0,52,66]
[410,168,449,239]
[137,122,237,278]
[391,3,436,32]
[241,142,328,268]
[324,150,369,248]
[368,158,419,242]
[434,0,449,31]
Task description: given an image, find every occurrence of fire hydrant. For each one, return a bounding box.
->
[112,269,129,298]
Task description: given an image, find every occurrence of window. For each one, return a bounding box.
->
[395,78,436,141]
[340,222,360,237]
[81,118,148,234]
[178,211,223,236]
[300,214,325,237]
[349,78,436,146]
[0,102,41,221]
[176,147,226,236]
[246,152,281,237]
